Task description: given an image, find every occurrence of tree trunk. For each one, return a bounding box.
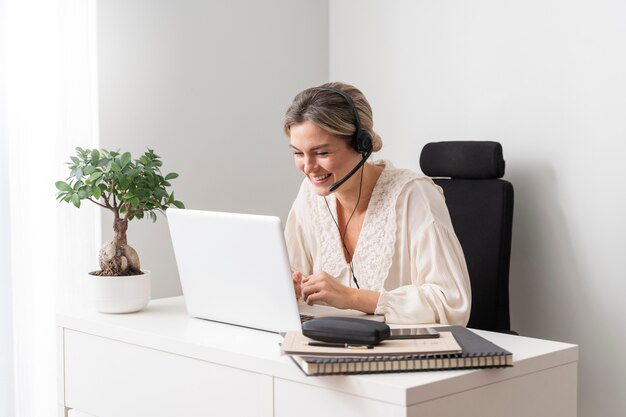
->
[97,213,141,276]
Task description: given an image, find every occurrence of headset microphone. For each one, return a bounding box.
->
[328,148,372,193]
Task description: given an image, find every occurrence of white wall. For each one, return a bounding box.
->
[97,0,329,297]
[330,1,626,416]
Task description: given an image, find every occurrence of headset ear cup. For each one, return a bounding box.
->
[316,85,372,155]
[355,130,373,154]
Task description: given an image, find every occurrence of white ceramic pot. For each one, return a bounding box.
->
[88,269,151,313]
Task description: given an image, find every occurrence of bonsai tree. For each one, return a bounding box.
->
[55,147,184,276]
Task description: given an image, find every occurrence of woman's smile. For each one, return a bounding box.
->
[309,173,332,185]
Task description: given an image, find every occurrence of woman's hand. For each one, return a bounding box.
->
[300,272,357,310]
[292,271,303,300]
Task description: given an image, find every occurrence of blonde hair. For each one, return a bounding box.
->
[283,81,383,152]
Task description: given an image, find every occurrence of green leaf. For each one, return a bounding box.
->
[91,149,100,165]
[77,187,89,199]
[55,181,72,192]
[74,167,83,180]
[118,175,131,189]
[111,162,121,172]
[153,188,166,199]
[125,168,140,179]
[92,186,102,200]
[71,193,81,208]
[120,152,132,168]
[89,171,102,181]
[164,172,179,180]
[173,200,185,209]
[83,166,96,175]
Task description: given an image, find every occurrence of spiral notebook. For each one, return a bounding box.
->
[290,325,513,376]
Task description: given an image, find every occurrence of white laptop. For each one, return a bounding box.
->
[166,208,384,333]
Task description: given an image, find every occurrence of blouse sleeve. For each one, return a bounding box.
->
[284,182,314,276]
[374,179,472,325]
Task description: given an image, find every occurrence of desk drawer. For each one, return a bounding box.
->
[63,329,272,417]
[275,378,406,417]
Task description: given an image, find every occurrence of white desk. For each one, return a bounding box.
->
[57,296,578,417]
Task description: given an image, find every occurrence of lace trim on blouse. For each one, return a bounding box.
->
[303,162,426,291]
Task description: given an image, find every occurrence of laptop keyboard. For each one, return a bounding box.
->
[299,314,315,323]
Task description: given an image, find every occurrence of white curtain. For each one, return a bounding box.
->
[1,1,99,416]
[1,1,15,414]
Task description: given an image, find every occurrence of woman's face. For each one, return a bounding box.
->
[289,120,362,196]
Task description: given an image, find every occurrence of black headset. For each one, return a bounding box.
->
[317,86,374,289]
[316,86,374,192]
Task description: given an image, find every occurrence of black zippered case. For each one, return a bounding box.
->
[302,317,391,345]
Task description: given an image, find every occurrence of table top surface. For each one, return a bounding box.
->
[57,296,578,406]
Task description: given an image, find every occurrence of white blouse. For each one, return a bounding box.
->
[284,161,471,325]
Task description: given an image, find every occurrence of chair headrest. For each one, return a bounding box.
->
[420,141,505,179]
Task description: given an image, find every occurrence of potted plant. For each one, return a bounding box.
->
[55,147,184,313]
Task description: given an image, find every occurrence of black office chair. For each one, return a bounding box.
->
[420,141,514,333]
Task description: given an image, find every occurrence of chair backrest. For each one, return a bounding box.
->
[420,141,514,332]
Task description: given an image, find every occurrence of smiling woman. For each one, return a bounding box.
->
[282,82,472,325]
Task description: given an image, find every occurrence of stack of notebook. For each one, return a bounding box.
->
[281,325,513,376]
